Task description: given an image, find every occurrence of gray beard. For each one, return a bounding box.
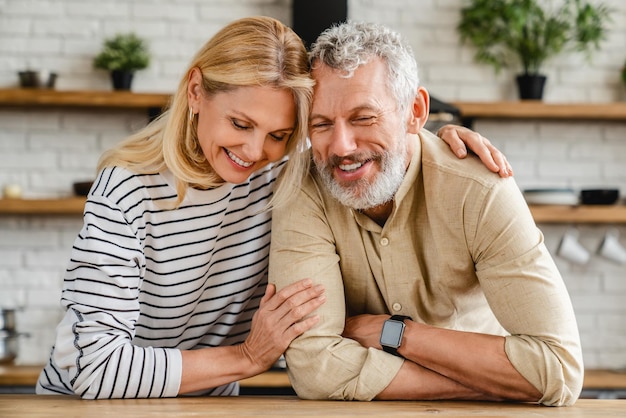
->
[314,143,408,211]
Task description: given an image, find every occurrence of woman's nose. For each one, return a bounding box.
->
[242,134,265,161]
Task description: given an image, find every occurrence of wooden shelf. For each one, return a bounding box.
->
[529,204,626,224]
[0,197,85,215]
[1,89,625,120]
[2,198,626,223]
[452,101,626,121]
[0,88,171,110]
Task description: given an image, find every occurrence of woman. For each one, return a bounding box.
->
[36,16,510,399]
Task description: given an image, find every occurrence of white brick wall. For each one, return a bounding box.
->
[0,0,625,371]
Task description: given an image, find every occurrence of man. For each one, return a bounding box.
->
[268,21,582,406]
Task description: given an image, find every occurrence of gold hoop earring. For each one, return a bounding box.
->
[189,107,195,123]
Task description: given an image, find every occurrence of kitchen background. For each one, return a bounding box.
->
[0,0,625,372]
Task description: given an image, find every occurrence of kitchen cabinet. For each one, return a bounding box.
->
[1,89,626,223]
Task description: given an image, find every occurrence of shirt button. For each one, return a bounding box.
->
[380,237,389,246]
[392,303,402,312]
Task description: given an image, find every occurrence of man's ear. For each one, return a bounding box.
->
[187,67,203,111]
[406,87,430,134]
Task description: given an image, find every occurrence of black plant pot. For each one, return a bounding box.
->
[516,74,547,100]
[111,70,134,91]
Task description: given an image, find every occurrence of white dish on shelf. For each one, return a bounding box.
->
[523,188,579,206]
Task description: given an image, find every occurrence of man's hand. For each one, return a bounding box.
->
[437,124,513,178]
[342,314,389,349]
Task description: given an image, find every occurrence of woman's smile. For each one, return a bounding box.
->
[225,148,254,168]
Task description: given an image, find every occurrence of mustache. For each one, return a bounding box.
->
[322,152,382,169]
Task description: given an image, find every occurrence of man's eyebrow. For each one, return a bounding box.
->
[309,113,329,121]
[310,105,379,121]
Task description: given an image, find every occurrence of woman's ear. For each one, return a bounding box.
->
[187,67,203,111]
[406,87,430,134]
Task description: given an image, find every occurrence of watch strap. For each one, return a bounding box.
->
[381,315,412,357]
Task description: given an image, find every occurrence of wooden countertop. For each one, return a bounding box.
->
[1,365,624,391]
[0,395,624,418]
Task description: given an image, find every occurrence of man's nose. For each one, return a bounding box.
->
[329,122,357,157]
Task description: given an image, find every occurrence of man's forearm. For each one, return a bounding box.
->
[397,321,541,402]
[376,359,502,401]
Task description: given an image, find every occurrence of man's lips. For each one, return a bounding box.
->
[334,159,372,181]
[338,161,364,172]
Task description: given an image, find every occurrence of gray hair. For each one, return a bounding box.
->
[309,21,419,115]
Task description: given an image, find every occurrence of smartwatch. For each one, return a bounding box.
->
[380,315,412,357]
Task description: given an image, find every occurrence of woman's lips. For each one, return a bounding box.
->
[225,148,254,168]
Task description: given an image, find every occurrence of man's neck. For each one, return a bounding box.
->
[361,200,394,227]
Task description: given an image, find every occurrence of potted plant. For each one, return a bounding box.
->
[457,0,611,100]
[93,33,151,91]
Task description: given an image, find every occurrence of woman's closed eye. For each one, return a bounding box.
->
[231,118,251,130]
[269,132,288,141]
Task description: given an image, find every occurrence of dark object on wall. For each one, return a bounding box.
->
[0,308,19,364]
[0,309,16,332]
[516,74,547,100]
[0,330,18,364]
[292,0,347,49]
[580,189,620,205]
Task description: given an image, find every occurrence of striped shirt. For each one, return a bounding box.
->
[36,160,284,399]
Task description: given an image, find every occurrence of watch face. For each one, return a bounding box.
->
[380,320,404,347]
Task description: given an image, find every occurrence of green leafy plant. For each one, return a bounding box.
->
[622,60,626,86]
[93,33,151,72]
[457,0,611,76]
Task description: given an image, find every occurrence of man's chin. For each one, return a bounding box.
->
[329,185,371,210]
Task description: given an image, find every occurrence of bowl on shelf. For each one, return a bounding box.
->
[18,70,57,89]
[523,188,579,206]
[73,181,93,196]
[580,189,620,205]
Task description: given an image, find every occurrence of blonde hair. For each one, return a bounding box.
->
[98,16,313,208]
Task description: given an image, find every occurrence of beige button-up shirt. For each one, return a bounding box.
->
[269,130,583,405]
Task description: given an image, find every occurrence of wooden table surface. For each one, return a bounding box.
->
[0,395,624,418]
[3,365,626,391]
